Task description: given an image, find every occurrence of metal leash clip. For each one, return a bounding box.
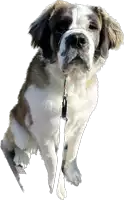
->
[61,95,67,119]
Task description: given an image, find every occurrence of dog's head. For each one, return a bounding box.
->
[29,0,123,74]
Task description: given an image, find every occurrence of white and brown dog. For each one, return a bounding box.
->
[1,0,123,199]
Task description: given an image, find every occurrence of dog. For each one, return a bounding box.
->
[1,0,123,199]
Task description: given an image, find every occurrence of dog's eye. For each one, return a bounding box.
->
[89,22,98,30]
[56,20,69,33]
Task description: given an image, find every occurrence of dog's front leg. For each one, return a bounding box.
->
[38,140,57,192]
[63,124,87,186]
[37,139,66,199]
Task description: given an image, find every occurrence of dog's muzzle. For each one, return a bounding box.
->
[58,32,90,74]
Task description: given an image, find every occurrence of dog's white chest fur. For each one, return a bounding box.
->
[24,73,98,145]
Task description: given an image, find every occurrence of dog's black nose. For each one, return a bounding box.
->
[66,33,87,48]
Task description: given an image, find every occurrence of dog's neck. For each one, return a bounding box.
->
[44,62,96,102]
[47,62,87,87]
[27,50,105,94]
[47,59,103,89]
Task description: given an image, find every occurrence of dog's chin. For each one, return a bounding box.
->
[62,56,90,75]
[69,56,87,65]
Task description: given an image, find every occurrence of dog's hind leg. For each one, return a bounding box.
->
[3,114,38,170]
[1,122,29,168]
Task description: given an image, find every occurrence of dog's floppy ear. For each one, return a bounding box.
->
[29,3,55,59]
[95,7,124,58]
[100,7,124,49]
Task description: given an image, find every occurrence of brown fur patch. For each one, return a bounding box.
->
[46,0,72,18]
[26,51,49,88]
[4,127,15,147]
[11,98,32,128]
[54,0,71,10]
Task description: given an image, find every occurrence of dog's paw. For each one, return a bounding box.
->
[25,139,38,159]
[63,159,82,186]
[56,185,67,200]
[56,171,67,200]
[14,147,30,169]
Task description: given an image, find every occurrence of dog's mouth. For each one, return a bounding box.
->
[62,54,90,74]
[69,55,85,65]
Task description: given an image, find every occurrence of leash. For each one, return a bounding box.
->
[52,75,68,198]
